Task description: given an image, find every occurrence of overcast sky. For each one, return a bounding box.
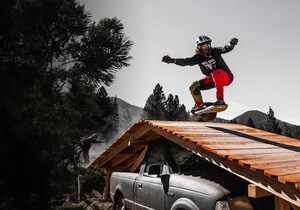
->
[79,0,300,125]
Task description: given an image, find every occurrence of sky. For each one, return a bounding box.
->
[79,0,300,125]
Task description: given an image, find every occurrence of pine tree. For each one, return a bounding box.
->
[230,119,238,124]
[165,94,188,121]
[95,86,113,122]
[143,83,166,120]
[281,123,292,137]
[165,94,178,120]
[177,104,189,121]
[143,83,188,121]
[247,117,256,128]
[104,96,120,140]
[264,106,282,134]
[292,125,300,139]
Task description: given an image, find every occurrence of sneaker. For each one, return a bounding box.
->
[191,104,207,114]
[214,99,226,105]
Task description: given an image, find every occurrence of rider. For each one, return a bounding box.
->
[80,133,103,164]
[162,35,238,114]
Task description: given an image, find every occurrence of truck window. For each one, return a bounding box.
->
[169,143,208,173]
[146,146,165,174]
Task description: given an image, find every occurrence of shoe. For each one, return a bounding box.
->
[191,104,207,114]
[214,99,226,105]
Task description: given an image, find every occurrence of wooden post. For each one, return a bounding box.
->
[77,175,82,202]
[275,196,290,210]
[103,169,112,201]
[291,204,300,210]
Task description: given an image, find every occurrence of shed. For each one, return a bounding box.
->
[90,120,300,209]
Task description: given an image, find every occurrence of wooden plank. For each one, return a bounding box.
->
[228,152,300,161]
[264,167,300,178]
[205,134,300,147]
[251,160,300,171]
[215,148,295,156]
[202,144,277,151]
[190,137,264,144]
[278,174,300,185]
[238,156,300,167]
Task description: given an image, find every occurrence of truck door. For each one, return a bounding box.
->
[134,145,166,210]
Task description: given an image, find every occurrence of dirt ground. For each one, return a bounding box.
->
[83,190,113,210]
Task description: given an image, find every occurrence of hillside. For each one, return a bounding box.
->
[115,98,143,124]
[89,98,143,160]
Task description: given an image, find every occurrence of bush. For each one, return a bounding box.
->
[79,168,106,193]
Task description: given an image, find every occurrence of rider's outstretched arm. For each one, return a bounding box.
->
[162,55,198,66]
[214,38,238,54]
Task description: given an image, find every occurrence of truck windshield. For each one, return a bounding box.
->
[169,143,208,173]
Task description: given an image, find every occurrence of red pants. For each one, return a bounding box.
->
[190,69,233,106]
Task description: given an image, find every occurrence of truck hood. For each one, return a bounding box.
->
[169,165,248,198]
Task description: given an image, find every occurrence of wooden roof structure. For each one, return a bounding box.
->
[90,120,300,207]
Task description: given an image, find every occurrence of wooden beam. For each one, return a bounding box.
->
[275,196,290,210]
[130,146,148,172]
[98,124,154,167]
[106,145,146,168]
[110,154,135,167]
[125,155,139,167]
[152,127,300,207]
[248,184,272,198]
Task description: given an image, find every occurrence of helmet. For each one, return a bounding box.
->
[195,35,212,47]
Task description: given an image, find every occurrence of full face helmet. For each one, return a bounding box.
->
[195,35,212,55]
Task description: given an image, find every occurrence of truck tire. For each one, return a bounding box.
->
[115,195,126,210]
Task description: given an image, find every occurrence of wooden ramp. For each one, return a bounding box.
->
[90,120,300,207]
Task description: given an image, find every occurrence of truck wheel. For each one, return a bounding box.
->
[115,195,126,210]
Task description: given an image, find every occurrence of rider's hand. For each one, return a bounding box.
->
[162,55,175,64]
[230,38,238,46]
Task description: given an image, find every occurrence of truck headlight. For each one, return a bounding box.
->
[215,201,230,210]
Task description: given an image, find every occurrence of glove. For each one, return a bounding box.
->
[230,38,238,46]
[162,55,175,64]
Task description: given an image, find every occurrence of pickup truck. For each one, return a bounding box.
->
[110,140,271,210]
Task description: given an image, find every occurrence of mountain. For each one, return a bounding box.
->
[232,110,298,128]
[115,98,143,124]
[233,110,268,127]
[90,98,144,159]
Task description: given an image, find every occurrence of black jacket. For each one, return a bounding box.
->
[174,45,234,76]
[81,138,102,152]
